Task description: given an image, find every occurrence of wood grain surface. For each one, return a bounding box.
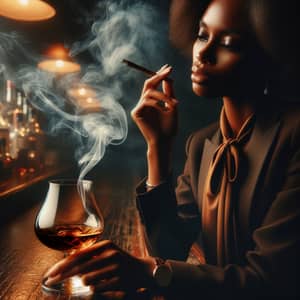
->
[0,166,159,300]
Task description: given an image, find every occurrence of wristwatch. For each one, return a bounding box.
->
[152,257,173,287]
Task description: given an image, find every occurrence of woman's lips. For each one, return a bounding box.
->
[191,62,210,84]
[191,63,210,84]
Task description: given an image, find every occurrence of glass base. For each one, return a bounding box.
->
[42,275,93,298]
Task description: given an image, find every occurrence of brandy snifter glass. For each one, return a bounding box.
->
[34,179,104,296]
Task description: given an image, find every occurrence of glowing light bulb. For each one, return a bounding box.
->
[86,97,94,103]
[78,88,86,96]
[18,0,29,6]
[28,151,36,159]
[55,60,64,68]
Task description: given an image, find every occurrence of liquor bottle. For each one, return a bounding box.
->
[0,138,4,179]
[0,109,10,166]
[0,137,14,180]
[22,96,28,119]
[3,80,16,117]
[10,91,26,159]
[24,105,44,173]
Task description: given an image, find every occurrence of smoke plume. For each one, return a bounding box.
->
[0,0,168,180]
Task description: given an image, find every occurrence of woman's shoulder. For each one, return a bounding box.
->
[259,100,300,131]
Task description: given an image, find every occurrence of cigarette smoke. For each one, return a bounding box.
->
[0,0,168,180]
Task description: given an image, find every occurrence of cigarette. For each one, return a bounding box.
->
[122,59,173,83]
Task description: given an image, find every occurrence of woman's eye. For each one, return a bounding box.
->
[197,27,209,42]
[197,33,208,42]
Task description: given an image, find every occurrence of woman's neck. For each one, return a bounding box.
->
[222,96,255,136]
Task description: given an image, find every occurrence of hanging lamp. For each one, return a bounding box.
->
[0,0,56,22]
[38,44,81,74]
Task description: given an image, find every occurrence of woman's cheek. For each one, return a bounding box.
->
[216,51,243,72]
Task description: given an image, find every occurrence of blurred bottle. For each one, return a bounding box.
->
[10,91,26,160]
[0,137,14,180]
[24,105,44,174]
[3,80,16,116]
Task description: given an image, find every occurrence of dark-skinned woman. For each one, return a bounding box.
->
[43,1,300,299]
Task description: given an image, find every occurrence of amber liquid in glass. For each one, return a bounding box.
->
[35,224,103,252]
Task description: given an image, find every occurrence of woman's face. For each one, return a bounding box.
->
[191,0,258,97]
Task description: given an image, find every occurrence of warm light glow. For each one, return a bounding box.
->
[79,88,87,96]
[28,151,36,159]
[0,0,56,21]
[38,60,81,74]
[55,60,65,68]
[68,85,97,99]
[67,85,101,112]
[46,44,68,60]
[18,0,29,6]
[38,44,81,74]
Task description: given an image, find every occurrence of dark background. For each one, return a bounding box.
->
[0,0,221,178]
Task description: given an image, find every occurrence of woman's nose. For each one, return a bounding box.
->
[195,42,215,65]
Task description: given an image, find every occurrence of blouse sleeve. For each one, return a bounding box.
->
[136,133,202,260]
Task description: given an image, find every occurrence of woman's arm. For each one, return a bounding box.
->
[131,65,178,186]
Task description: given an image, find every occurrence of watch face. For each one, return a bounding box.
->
[154,264,172,287]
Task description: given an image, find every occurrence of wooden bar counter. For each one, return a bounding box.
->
[0,158,170,300]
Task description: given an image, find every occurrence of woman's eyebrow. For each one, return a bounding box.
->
[199,20,242,36]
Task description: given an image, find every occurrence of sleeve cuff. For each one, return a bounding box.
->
[135,176,176,226]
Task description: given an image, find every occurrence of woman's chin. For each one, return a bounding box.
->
[192,82,212,97]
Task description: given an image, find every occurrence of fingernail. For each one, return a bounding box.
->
[158,64,169,72]
[43,268,57,279]
[161,66,172,73]
[43,277,51,286]
[44,274,61,286]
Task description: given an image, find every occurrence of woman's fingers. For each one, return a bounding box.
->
[141,65,172,94]
[143,89,178,108]
[94,277,121,292]
[45,248,118,286]
[82,264,118,286]
[44,240,116,279]
[132,90,178,122]
[131,98,175,123]
[162,78,175,98]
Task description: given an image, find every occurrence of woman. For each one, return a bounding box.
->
[44,0,300,299]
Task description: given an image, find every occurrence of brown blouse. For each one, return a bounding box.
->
[202,109,255,266]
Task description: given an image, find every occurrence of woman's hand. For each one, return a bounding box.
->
[131,65,179,148]
[43,240,156,293]
[131,65,179,185]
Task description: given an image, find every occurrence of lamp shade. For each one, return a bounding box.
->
[38,44,81,74]
[0,0,56,22]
